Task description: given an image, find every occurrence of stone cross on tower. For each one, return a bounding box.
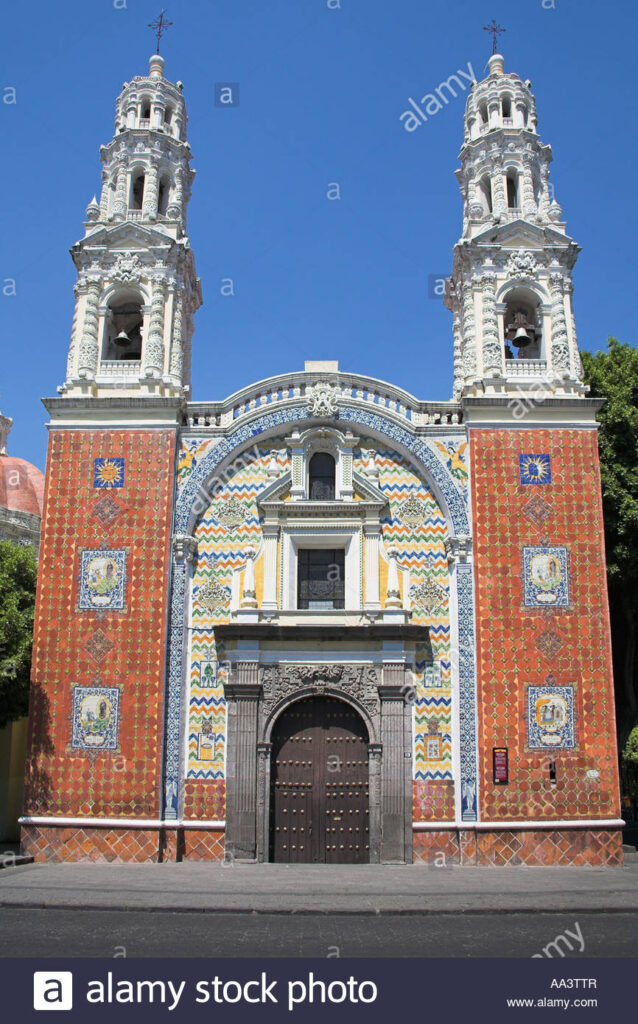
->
[148,9,173,54]
[483,20,506,55]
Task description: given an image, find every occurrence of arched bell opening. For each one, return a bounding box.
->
[102,288,144,361]
[503,286,543,361]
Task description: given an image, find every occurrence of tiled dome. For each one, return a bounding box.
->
[0,412,44,518]
[0,455,44,517]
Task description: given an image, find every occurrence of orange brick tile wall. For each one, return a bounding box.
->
[23,429,176,823]
[470,428,620,824]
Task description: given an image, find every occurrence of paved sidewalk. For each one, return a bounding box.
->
[0,861,637,914]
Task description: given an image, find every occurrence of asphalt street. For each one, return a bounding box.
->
[0,907,636,958]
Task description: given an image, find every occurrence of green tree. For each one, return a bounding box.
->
[582,337,638,744]
[0,540,37,729]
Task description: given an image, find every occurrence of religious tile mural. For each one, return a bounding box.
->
[527,683,576,750]
[77,549,127,611]
[93,457,125,489]
[522,545,570,608]
[71,685,120,751]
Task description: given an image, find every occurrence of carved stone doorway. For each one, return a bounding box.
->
[269,696,370,864]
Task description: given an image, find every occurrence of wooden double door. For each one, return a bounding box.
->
[269,696,370,864]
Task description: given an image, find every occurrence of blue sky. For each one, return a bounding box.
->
[1,0,636,470]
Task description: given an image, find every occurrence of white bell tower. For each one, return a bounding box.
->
[60,53,202,398]
[446,53,586,401]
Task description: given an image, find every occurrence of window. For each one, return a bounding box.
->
[309,452,335,500]
[502,97,511,119]
[130,173,145,211]
[506,171,519,209]
[140,99,151,120]
[297,549,345,610]
[158,175,170,216]
[163,106,173,125]
[478,175,492,215]
[479,102,488,125]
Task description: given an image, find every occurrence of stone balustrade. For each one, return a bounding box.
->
[184,372,463,431]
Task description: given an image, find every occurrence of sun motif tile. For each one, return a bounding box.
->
[527,684,575,750]
[519,453,552,485]
[94,457,125,489]
[71,685,120,751]
[522,546,569,607]
[78,549,127,611]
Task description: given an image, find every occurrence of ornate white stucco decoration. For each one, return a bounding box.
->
[261,663,380,717]
[111,253,142,282]
[306,382,340,418]
[198,577,230,612]
[411,579,445,613]
[398,495,428,525]
[214,496,246,530]
[506,250,537,280]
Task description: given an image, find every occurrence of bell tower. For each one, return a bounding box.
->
[61,53,201,397]
[447,53,585,400]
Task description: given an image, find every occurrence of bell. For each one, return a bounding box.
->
[512,325,533,348]
[113,330,130,346]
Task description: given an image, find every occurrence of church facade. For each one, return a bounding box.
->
[21,51,622,865]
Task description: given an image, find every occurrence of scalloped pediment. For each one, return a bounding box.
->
[76,221,176,252]
[257,469,387,509]
[472,219,576,250]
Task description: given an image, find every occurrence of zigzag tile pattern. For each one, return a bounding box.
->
[357,448,453,781]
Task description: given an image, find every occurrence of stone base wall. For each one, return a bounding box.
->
[21,825,225,863]
[412,828,623,866]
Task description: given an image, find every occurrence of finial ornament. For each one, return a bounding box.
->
[148,9,173,54]
[483,19,506,55]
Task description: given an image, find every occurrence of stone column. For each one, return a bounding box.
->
[225,664,262,861]
[112,163,128,221]
[379,664,411,863]
[167,169,184,220]
[452,299,463,398]
[143,278,166,377]
[549,273,571,377]
[539,164,552,220]
[143,164,159,221]
[261,525,279,611]
[368,742,383,864]
[66,284,81,380]
[492,170,507,218]
[242,547,258,608]
[521,157,536,218]
[462,281,477,381]
[256,742,272,862]
[385,548,401,608]
[76,278,101,379]
[169,289,184,380]
[481,272,503,376]
[99,174,110,219]
[364,524,381,611]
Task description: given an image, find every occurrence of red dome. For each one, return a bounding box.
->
[0,456,44,517]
